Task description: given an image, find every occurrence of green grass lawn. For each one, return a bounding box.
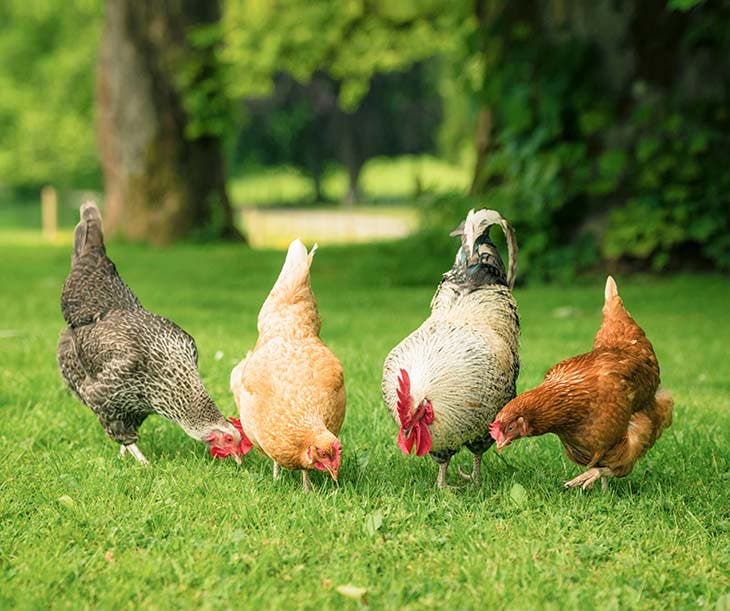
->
[1,235,728,609]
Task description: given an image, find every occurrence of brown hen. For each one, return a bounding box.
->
[490,276,673,490]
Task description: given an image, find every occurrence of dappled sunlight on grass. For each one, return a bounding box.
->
[240,206,420,248]
[229,155,469,207]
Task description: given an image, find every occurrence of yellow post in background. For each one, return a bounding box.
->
[41,186,57,241]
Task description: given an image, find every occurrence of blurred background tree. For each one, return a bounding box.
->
[0,0,728,278]
[97,0,241,243]
[221,0,457,204]
[0,0,101,189]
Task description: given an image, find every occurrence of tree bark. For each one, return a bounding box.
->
[339,114,363,207]
[97,0,242,244]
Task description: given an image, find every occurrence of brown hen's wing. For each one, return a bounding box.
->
[542,349,660,466]
[599,387,673,476]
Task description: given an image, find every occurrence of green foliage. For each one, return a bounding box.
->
[1,237,729,607]
[221,0,457,110]
[0,0,102,188]
[667,0,706,10]
[468,24,611,281]
[604,95,730,271]
[458,1,730,278]
[601,4,730,272]
[179,24,236,140]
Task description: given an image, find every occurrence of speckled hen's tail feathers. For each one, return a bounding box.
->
[73,201,105,256]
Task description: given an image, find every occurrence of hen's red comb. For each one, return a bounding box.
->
[228,417,253,455]
[396,369,412,426]
[489,419,503,442]
[332,439,342,467]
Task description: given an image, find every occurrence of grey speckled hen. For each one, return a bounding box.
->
[57,202,248,464]
[382,209,520,487]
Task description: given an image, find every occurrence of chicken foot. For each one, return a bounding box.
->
[457,454,482,483]
[302,470,313,492]
[436,461,454,489]
[564,467,614,491]
[119,443,149,465]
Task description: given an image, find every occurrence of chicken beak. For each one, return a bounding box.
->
[325,464,339,482]
[232,453,242,466]
[495,440,507,452]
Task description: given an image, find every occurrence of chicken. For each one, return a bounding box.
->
[230,239,345,491]
[57,202,251,464]
[490,276,673,490]
[382,209,520,488]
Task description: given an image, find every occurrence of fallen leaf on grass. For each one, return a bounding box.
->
[509,482,528,506]
[364,510,383,537]
[336,584,368,605]
[57,495,76,510]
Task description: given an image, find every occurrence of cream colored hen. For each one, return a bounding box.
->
[230,239,346,491]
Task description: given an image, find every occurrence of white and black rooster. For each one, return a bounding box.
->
[382,209,520,487]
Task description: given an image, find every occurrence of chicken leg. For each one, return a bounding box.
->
[273,462,281,480]
[432,449,457,489]
[302,470,313,492]
[564,467,614,491]
[458,453,482,483]
[119,443,149,465]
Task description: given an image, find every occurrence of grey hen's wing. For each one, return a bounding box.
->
[57,311,151,419]
[58,322,150,445]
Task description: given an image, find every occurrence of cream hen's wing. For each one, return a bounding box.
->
[301,339,346,433]
[230,349,270,449]
[234,338,345,446]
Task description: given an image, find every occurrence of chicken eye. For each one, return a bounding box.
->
[224,435,233,444]
[507,422,516,433]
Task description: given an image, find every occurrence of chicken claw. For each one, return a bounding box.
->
[457,454,482,483]
[119,443,149,465]
[564,467,613,491]
[436,461,457,489]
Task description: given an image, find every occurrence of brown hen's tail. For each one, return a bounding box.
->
[73,201,105,257]
[653,388,674,440]
[602,275,625,315]
[594,275,652,353]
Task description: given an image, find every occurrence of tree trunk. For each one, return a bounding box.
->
[343,162,363,207]
[469,0,496,195]
[97,0,242,244]
[339,115,363,206]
